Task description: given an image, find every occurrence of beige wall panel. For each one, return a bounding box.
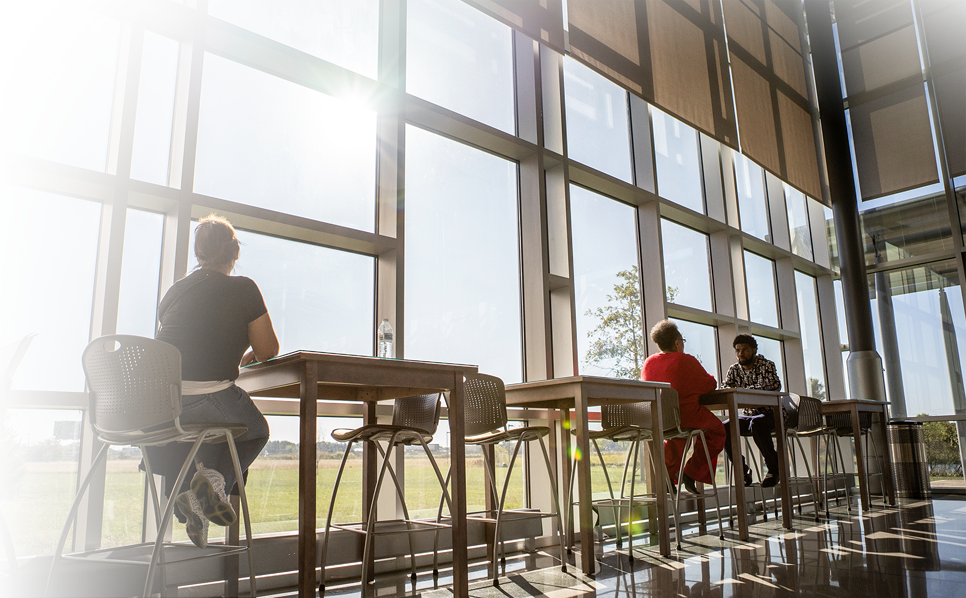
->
[769,31,808,97]
[722,0,767,64]
[731,57,781,174]
[840,26,922,95]
[778,93,822,198]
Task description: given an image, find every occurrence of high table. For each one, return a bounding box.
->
[503,376,673,573]
[699,389,793,541]
[236,352,477,598]
[821,399,896,510]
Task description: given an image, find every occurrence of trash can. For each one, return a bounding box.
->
[888,421,931,499]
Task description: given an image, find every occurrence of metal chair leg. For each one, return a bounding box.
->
[535,437,568,573]
[592,438,622,552]
[143,433,211,598]
[361,432,402,591]
[320,440,357,594]
[696,430,725,541]
[46,444,110,598]
[226,433,258,598]
[491,438,524,585]
[375,443,418,584]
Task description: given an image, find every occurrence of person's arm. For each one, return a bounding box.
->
[688,355,718,393]
[757,359,782,391]
[241,312,279,366]
[722,364,740,388]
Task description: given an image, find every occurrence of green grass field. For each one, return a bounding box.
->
[1,447,652,556]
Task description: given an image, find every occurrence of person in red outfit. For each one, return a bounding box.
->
[641,320,725,494]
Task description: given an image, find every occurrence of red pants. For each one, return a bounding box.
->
[664,402,725,485]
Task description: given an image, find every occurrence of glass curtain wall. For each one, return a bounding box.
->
[0,0,851,566]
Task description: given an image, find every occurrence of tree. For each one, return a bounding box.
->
[919,416,963,478]
[584,267,643,379]
[23,438,65,463]
[808,378,827,400]
[0,413,27,500]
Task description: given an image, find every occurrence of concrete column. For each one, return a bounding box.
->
[803,0,885,402]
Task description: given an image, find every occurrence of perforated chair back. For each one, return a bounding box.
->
[825,409,873,432]
[391,393,443,435]
[654,387,685,434]
[794,395,823,432]
[82,335,182,436]
[464,373,509,437]
[600,400,652,430]
[1,333,37,397]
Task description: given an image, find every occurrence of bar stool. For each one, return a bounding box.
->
[0,333,37,590]
[47,335,256,598]
[824,409,885,507]
[780,394,824,521]
[563,398,670,561]
[319,393,452,595]
[435,373,566,585]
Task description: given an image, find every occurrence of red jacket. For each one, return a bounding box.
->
[641,351,717,408]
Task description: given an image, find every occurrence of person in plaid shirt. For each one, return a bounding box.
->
[722,334,782,488]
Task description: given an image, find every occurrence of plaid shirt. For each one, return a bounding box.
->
[723,354,782,416]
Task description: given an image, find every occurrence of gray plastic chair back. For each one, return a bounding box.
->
[825,409,873,432]
[657,387,683,433]
[82,335,182,435]
[464,373,509,437]
[600,401,652,430]
[1,333,37,429]
[794,395,822,432]
[391,393,443,435]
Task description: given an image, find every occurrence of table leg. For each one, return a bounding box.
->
[561,409,574,552]
[299,362,318,598]
[573,387,597,574]
[361,401,377,582]
[878,406,896,505]
[652,399,670,557]
[448,373,469,597]
[728,403,748,541]
[852,405,869,510]
[773,404,793,530]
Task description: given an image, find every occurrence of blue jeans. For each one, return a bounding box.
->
[144,385,269,495]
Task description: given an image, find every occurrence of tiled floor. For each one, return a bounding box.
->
[273,495,966,598]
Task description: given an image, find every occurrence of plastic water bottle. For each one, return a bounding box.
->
[377,319,394,358]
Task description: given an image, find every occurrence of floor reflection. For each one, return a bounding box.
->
[276,496,966,597]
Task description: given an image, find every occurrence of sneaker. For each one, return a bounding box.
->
[191,463,237,527]
[743,467,753,487]
[681,472,699,495]
[174,490,209,549]
[761,472,779,488]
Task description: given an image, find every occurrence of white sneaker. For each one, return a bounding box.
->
[174,489,209,549]
[191,463,237,527]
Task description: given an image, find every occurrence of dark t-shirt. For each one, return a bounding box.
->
[156,269,268,381]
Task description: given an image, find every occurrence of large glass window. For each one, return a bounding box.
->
[405,126,522,382]
[734,154,770,242]
[662,220,713,312]
[756,337,785,390]
[868,260,966,418]
[130,32,179,187]
[785,184,812,260]
[563,57,633,182]
[407,0,515,134]
[653,107,703,213]
[859,184,954,266]
[0,187,100,392]
[0,3,120,172]
[570,186,640,378]
[194,54,377,232]
[102,446,145,549]
[744,251,779,328]
[188,225,376,357]
[795,271,826,398]
[208,0,380,80]
[0,409,82,557]
[116,209,164,339]
[670,319,718,379]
